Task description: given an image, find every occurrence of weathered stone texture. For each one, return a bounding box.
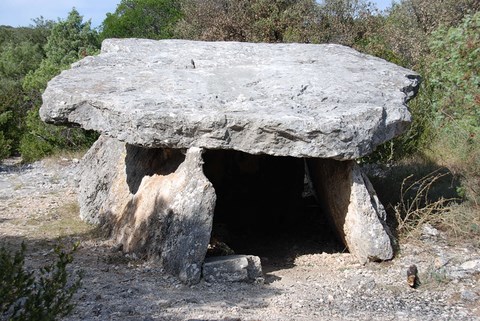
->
[40,39,420,160]
[203,255,263,283]
[80,136,216,283]
[307,159,393,263]
[78,135,125,224]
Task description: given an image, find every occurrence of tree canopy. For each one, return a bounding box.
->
[0,9,100,161]
[101,0,182,40]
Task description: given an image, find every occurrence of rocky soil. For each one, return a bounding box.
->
[1,157,479,321]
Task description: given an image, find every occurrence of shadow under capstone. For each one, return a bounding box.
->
[202,149,345,270]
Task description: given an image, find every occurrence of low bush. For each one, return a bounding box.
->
[376,164,480,242]
[393,170,457,238]
[0,243,82,321]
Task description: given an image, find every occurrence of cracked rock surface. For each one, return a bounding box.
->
[40,39,420,159]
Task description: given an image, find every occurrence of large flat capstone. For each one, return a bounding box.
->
[40,39,420,160]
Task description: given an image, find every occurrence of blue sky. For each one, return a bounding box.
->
[0,0,396,29]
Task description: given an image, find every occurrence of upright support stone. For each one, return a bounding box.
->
[78,135,126,225]
[79,135,216,283]
[306,159,393,263]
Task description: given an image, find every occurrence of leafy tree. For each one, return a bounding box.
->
[19,107,98,162]
[101,0,183,40]
[427,12,479,125]
[24,9,99,94]
[316,0,379,46]
[0,114,12,159]
[175,0,322,43]
[0,19,51,49]
[248,0,320,43]
[0,42,44,80]
[402,0,479,34]
[20,8,100,162]
[280,0,324,43]
[357,0,479,70]
[358,0,479,164]
[175,0,255,41]
[175,0,381,44]
[424,12,480,201]
[0,79,24,157]
[0,21,50,158]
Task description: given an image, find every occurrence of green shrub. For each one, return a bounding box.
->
[0,10,99,162]
[0,243,82,321]
[18,9,100,163]
[18,107,98,163]
[427,12,479,126]
[101,0,183,40]
[0,111,13,159]
[421,12,480,203]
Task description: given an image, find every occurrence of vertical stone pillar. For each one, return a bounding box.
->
[306,159,393,263]
[79,136,216,284]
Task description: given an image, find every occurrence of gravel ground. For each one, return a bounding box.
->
[0,157,479,321]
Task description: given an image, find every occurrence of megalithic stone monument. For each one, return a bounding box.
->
[40,39,420,284]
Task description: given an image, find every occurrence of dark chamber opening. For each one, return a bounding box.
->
[202,149,343,269]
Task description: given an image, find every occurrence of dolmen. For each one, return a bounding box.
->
[40,39,420,284]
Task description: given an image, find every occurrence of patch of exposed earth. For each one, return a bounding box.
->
[0,157,479,321]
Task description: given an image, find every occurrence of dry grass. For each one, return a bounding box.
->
[41,149,88,167]
[433,203,480,241]
[426,122,480,206]
[367,155,479,243]
[38,202,94,239]
[394,170,457,238]
[10,201,97,243]
[393,170,480,242]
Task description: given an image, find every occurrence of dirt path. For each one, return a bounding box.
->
[1,158,479,321]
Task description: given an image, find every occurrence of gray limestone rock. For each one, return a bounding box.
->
[40,39,420,160]
[306,159,393,263]
[79,135,216,284]
[78,135,125,224]
[460,259,480,272]
[203,255,263,283]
